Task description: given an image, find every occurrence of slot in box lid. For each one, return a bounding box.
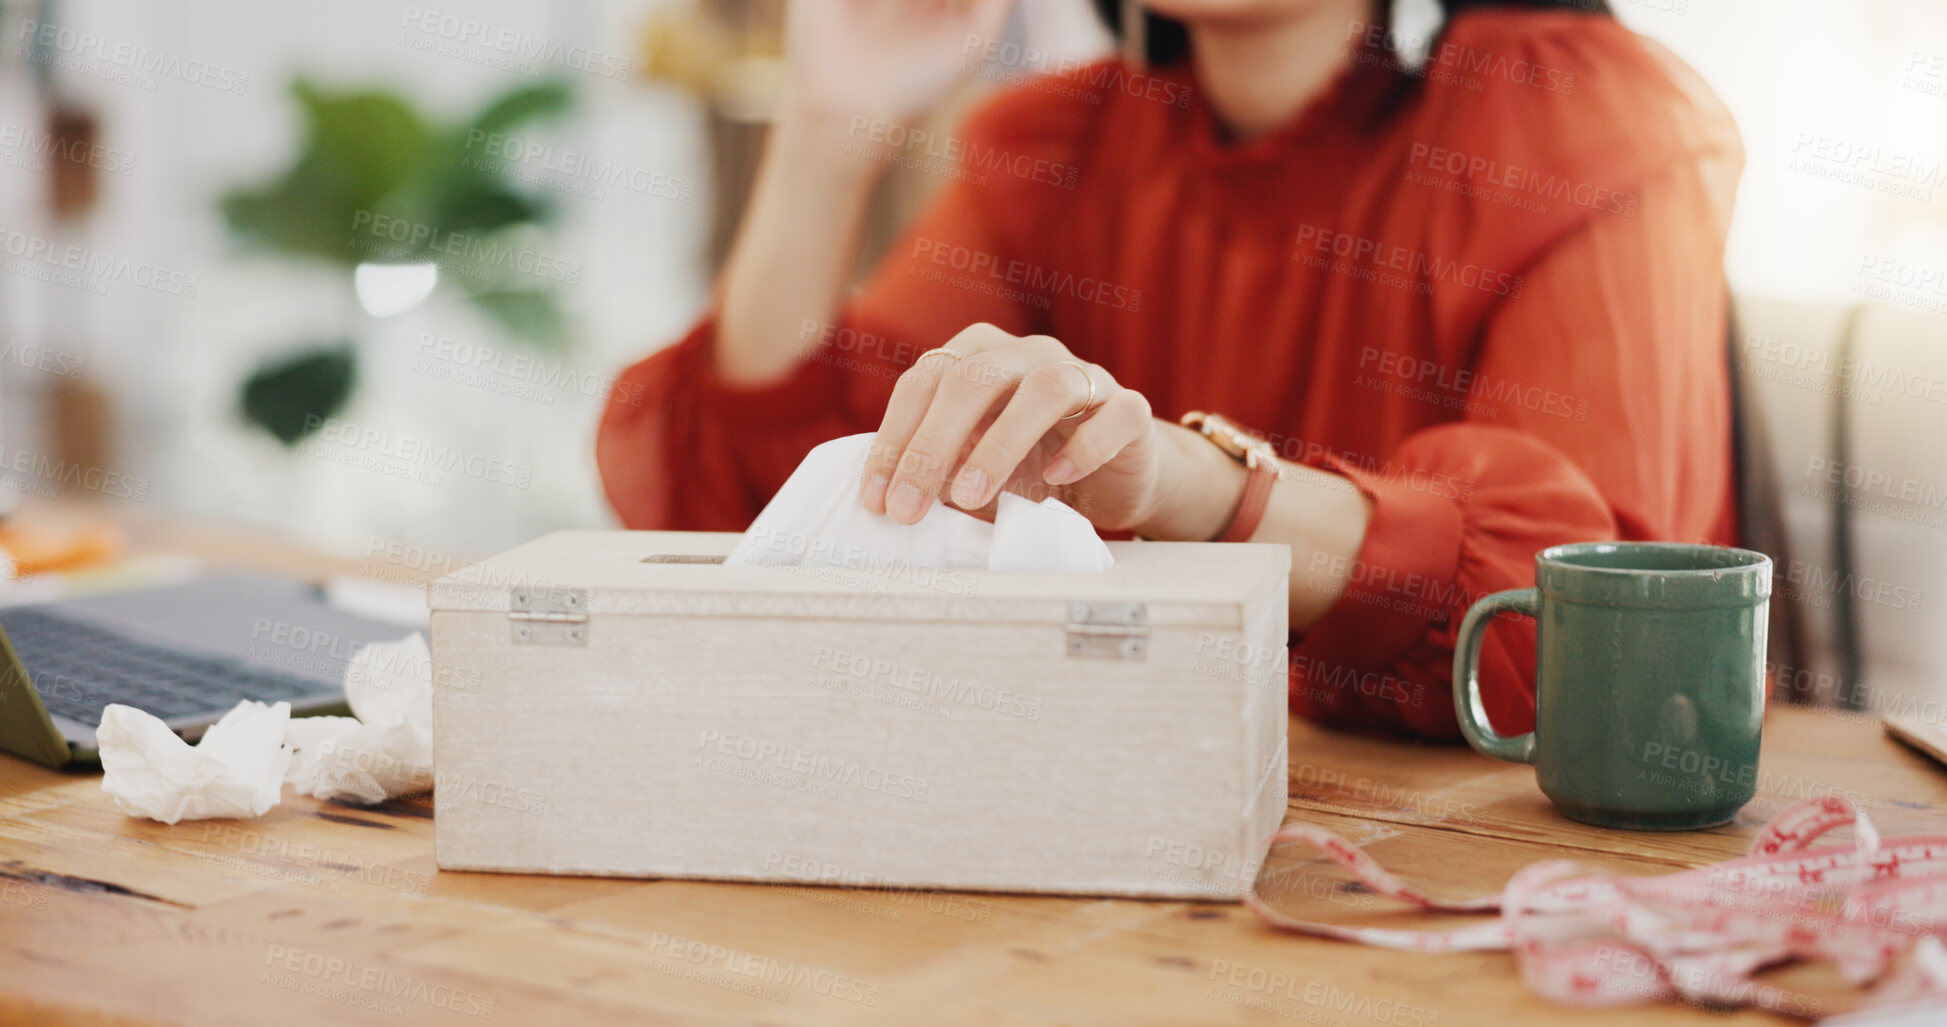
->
[429,530,1291,630]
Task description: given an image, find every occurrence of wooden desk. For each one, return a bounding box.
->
[1,509,1943,1025]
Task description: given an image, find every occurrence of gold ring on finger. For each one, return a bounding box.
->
[1057,360,1097,421]
[916,347,963,365]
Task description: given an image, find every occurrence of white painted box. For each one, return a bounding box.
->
[429,530,1290,899]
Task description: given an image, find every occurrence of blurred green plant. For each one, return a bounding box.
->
[222,77,574,442]
[239,344,357,445]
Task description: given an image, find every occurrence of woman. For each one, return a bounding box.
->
[597,0,1743,739]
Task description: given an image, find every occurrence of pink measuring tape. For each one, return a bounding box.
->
[1243,797,1947,1016]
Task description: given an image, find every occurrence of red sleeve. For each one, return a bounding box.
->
[1290,161,1739,740]
[595,87,1094,530]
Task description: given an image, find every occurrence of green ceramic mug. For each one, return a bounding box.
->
[1452,542,1771,831]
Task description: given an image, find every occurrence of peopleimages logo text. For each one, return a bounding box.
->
[909,238,1141,312]
[15,20,250,93]
[847,117,1080,190]
[1293,224,1523,297]
[399,7,630,78]
[0,230,199,297]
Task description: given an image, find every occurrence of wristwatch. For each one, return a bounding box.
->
[1179,411,1284,543]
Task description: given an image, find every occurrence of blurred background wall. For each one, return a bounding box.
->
[0,0,1123,556]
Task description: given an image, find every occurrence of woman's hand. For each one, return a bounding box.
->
[786,0,1017,124]
[859,323,1169,532]
[717,0,1016,386]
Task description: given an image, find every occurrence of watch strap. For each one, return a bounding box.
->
[1217,458,1279,543]
[1177,412,1282,544]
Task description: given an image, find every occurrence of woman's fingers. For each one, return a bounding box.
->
[949,360,1103,508]
[880,346,1043,523]
[1045,387,1152,485]
[859,346,962,514]
[860,323,1008,515]
[864,325,1144,525]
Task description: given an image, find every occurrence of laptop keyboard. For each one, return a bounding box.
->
[3,606,339,727]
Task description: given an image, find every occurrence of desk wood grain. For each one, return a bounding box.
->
[1,506,1942,1025]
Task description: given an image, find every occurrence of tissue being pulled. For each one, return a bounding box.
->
[727,434,1114,574]
[98,632,437,822]
[98,699,292,824]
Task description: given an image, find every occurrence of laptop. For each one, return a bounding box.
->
[0,575,410,767]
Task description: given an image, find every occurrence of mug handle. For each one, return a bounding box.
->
[1452,587,1541,764]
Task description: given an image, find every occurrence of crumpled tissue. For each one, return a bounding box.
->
[727,433,1113,573]
[97,632,437,822]
[283,632,435,804]
[98,699,292,824]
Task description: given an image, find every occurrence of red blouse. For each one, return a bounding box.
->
[595,10,1745,740]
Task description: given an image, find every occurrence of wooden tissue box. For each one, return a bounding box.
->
[429,530,1290,899]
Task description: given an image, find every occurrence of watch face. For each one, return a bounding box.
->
[1182,412,1277,471]
[1209,426,1246,459]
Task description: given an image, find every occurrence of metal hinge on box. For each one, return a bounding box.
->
[510,587,589,646]
[1066,602,1147,660]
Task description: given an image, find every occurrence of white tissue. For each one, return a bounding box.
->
[727,434,1113,575]
[96,634,436,822]
[98,700,292,824]
[991,492,1118,573]
[284,633,434,803]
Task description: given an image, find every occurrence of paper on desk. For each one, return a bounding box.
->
[98,700,292,824]
[727,433,1113,574]
[97,634,436,822]
[284,633,434,804]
